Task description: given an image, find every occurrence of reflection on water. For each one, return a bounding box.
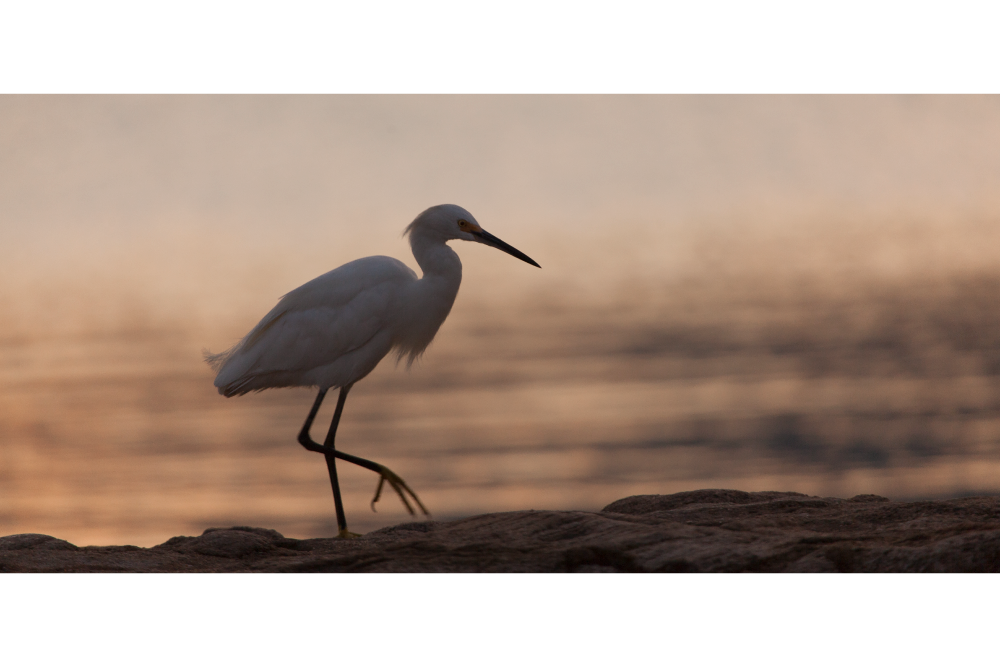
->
[3,96,1000,547]
[3,264,1000,547]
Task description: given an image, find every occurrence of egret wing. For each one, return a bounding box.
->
[210,256,417,395]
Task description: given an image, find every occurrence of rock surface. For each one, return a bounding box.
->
[3,490,999,572]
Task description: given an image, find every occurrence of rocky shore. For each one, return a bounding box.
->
[3,489,999,572]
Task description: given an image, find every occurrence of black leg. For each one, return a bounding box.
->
[297,388,328,449]
[322,384,352,535]
[296,385,429,527]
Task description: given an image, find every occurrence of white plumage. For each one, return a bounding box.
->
[209,256,424,395]
[206,204,539,537]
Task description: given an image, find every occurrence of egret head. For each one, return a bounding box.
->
[405,204,541,268]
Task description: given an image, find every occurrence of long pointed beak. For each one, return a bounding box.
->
[472,230,541,268]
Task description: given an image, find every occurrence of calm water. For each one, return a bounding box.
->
[5,266,1000,547]
[3,96,1000,546]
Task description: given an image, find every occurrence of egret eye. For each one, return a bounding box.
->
[457,219,469,230]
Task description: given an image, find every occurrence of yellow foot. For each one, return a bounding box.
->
[337,528,361,539]
[371,465,430,517]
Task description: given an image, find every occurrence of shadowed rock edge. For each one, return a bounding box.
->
[2,490,998,572]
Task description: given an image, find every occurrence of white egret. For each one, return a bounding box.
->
[206,204,540,537]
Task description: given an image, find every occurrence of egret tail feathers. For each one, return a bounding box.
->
[203,346,236,373]
[205,308,289,395]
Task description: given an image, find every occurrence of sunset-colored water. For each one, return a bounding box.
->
[3,96,1000,547]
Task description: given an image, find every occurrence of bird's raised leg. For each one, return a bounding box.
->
[297,385,429,537]
[325,384,429,519]
[335,449,430,517]
[297,387,328,446]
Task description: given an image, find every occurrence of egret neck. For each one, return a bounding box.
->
[395,225,463,362]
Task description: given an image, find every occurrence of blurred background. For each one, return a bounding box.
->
[2,95,1000,547]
